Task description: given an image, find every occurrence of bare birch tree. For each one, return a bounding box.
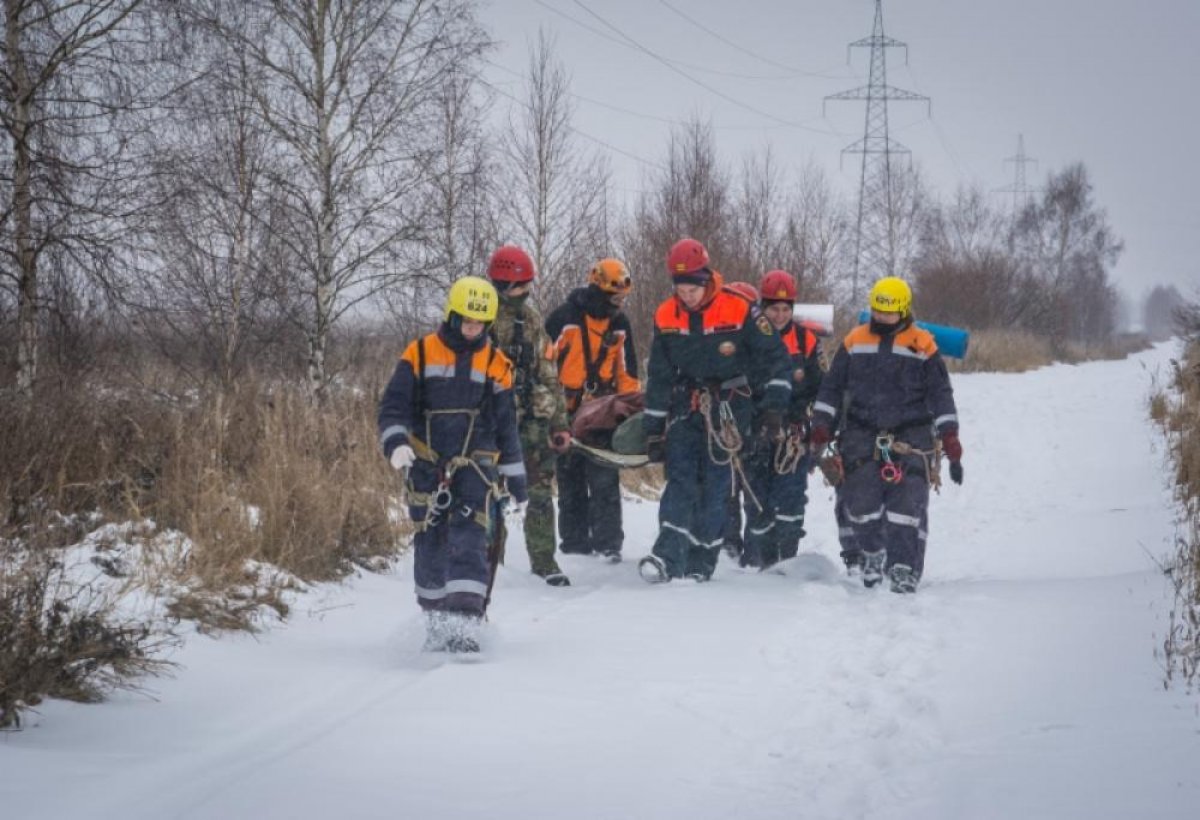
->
[393,63,495,330]
[620,116,730,347]
[205,0,488,398]
[130,0,297,392]
[1,0,146,400]
[497,29,609,311]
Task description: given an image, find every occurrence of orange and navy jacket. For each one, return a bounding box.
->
[770,321,824,423]
[377,329,525,481]
[812,320,957,440]
[544,287,640,411]
[643,273,792,437]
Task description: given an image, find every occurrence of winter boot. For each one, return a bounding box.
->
[861,550,886,588]
[423,611,449,652]
[637,554,669,584]
[599,550,622,564]
[533,560,571,587]
[842,550,864,578]
[442,612,482,653]
[888,564,918,594]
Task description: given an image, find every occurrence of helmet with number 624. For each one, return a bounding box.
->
[445,276,499,322]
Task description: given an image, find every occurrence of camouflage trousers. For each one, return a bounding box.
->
[495,418,561,577]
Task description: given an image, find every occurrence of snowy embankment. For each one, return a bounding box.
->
[2,342,1198,820]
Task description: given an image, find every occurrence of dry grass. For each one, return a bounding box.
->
[0,538,177,729]
[1155,336,1200,690]
[0,363,408,724]
[1,371,405,627]
[620,464,664,500]
[946,328,1151,373]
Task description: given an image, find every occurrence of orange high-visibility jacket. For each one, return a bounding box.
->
[545,288,640,408]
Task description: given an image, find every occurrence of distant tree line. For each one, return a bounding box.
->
[2,0,1165,403]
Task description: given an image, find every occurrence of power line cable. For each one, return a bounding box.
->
[485,57,823,133]
[656,0,852,79]
[897,62,974,183]
[565,0,843,136]
[532,0,840,83]
[480,75,668,174]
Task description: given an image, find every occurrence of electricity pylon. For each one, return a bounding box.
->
[825,0,929,300]
[996,133,1039,213]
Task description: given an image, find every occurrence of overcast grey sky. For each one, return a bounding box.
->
[479,0,1200,299]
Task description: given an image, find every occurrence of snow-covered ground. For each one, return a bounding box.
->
[3,342,1198,820]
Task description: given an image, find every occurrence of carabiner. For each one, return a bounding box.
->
[432,483,454,512]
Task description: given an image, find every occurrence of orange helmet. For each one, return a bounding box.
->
[666,238,710,277]
[589,258,632,294]
[760,270,797,302]
[487,244,535,284]
[726,281,760,303]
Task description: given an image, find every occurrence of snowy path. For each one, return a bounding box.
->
[3,343,1199,820]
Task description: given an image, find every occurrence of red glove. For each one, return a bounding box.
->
[941,430,963,462]
[549,430,571,454]
[808,422,833,450]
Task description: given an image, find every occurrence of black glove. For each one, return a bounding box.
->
[760,409,783,442]
[949,461,964,486]
[646,435,666,464]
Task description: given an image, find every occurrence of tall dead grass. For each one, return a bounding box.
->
[1154,335,1200,690]
[1,371,405,619]
[947,328,1151,373]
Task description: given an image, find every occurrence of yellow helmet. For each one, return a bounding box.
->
[445,276,498,322]
[868,277,912,316]
[588,258,632,294]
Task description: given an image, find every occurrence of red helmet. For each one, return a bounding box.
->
[487,245,536,284]
[726,281,760,303]
[760,269,797,302]
[666,238,710,276]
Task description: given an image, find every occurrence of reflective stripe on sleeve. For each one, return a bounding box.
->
[644,408,668,418]
[379,425,408,447]
[934,414,958,429]
[498,462,526,477]
[813,401,837,417]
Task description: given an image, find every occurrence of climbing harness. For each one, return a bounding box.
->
[406,337,511,533]
[875,433,905,484]
[874,431,943,491]
[773,423,807,475]
[695,387,763,514]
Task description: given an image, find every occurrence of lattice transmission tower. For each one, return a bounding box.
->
[825,0,929,300]
[996,133,1039,212]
